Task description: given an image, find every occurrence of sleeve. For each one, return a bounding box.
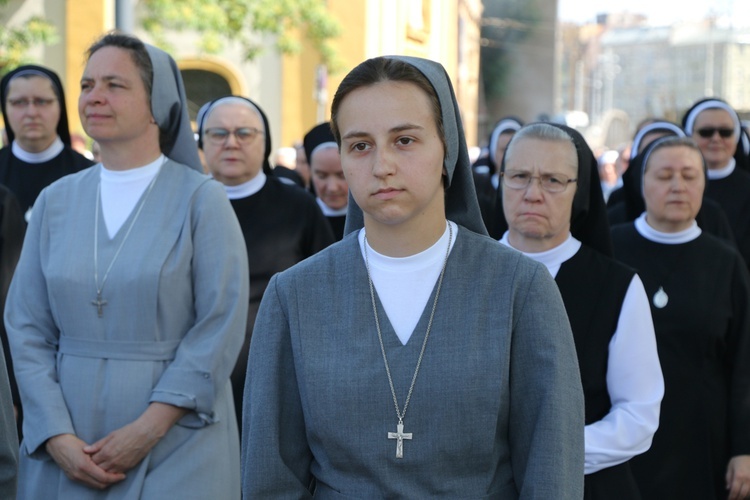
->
[149,181,249,425]
[241,274,314,498]
[0,188,25,410]
[728,253,750,457]
[584,274,664,474]
[4,189,77,454]
[0,341,17,498]
[508,263,585,499]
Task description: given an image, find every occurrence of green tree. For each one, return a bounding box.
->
[140,0,341,70]
[0,0,57,76]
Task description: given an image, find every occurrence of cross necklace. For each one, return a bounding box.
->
[92,161,162,317]
[363,222,452,459]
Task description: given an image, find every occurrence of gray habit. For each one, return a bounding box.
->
[242,226,584,498]
[5,161,248,498]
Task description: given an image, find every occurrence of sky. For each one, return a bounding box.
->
[557,0,750,27]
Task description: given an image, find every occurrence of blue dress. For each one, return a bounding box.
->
[5,161,248,498]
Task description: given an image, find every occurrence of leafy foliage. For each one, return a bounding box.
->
[0,0,58,76]
[140,0,341,69]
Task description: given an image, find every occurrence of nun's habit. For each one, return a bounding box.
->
[198,96,335,429]
[0,65,93,217]
[682,99,750,268]
[5,42,249,498]
[611,136,750,499]
[607,121,734,243]
[243,55,584,498]
[303,121,347,240]
[498,123,663,499]
[473,117,523,237]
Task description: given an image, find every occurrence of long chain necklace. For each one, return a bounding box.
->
[363,222,452,459]
[92,161,163,317]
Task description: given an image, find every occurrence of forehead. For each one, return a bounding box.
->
[507,137,578,174]
[83,46,141,80]
[6,75,56,97]
[311,147,341,172]
[205,103,263,129]
[338,80,436,131]
[647,145,703,170]
[694,108,734,126]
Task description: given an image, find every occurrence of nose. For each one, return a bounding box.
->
[224,132,240,148]
[372,146,396,178]
[82,84,104,106]
[523,176,545,200]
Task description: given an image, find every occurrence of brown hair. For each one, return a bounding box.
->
[330,57,445,152]
[86,32,153,108]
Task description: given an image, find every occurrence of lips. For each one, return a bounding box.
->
[373,187,402,200]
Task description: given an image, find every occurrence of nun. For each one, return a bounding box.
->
[5,32,249,497]
[498,122,663,498]
[242,55,584,498]
[0,64,93,219]
[683,98,750,267]
[303,122,349,240]
[607,120,733,243]
[472,117,523,237]
[198,95,335,428]
[611,136,750,499]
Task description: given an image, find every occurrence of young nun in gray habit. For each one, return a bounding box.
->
[5,33,248,498]
[497,122,664,498]
[242,55,584,498]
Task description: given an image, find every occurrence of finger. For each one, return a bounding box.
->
[83,434,111,455]
[81,459,126,486]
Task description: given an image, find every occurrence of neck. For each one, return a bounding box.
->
[364,213,447,257]
[100,141,163,171]
[16,136,56,153]
[645,214,694,233]
[507,229,568,253]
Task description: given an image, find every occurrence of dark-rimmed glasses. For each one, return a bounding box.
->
[696,127,734,139]
[501,169,577,193]
[204,127,264,145]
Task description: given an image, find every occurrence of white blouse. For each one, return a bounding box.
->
[500,232,664,474]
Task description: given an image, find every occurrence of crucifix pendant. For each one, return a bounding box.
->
[92,292,107,318]
[387,421,412,458]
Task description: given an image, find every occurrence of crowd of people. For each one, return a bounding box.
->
[0,29,747,498]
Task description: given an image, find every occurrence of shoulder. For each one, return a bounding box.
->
[59,147,95,170]
[268,233,359,296]
[697,231,744,261]
[264,177,316,205]
[574,244,635,280]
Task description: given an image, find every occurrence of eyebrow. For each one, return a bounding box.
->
[80,75,129,84]
[342,123,425,141]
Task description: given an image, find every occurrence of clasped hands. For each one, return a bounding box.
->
[44,402,187,490]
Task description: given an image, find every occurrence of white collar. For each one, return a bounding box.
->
[100,155,165,182]
[499,232,580,278]
[634,212,701,244]
[222,172,267,200]
[11,136,64,163]
[316,197,348,216]
[707,158,735,180]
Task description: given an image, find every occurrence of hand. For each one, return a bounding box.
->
[46,433,125,490]
[83,402,187,474]
[726,455,750,499]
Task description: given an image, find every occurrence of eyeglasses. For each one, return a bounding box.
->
[501,169,577,193]
[7,97,55,109]
[203,127,263,145]
[696,127,734,139]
